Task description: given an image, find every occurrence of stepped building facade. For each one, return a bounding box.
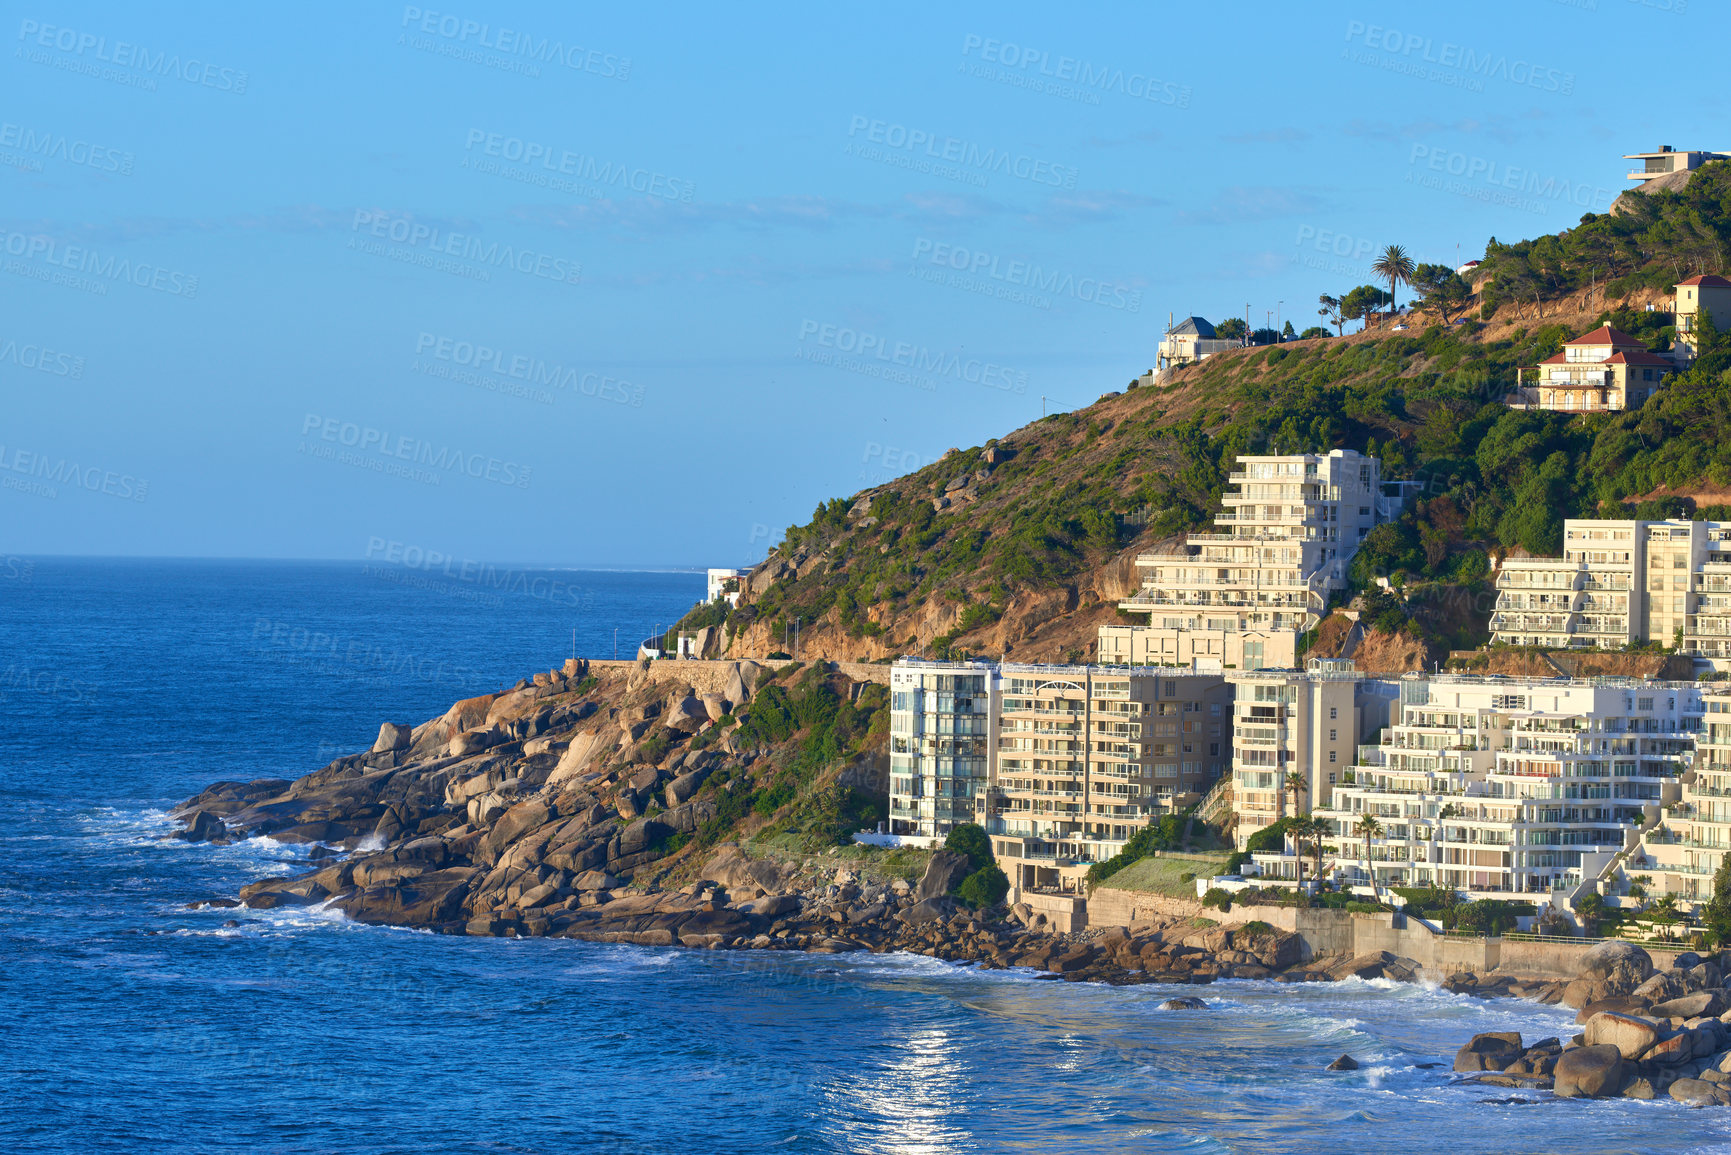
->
[1254,676,1697,899]
[1099,450,1415,672]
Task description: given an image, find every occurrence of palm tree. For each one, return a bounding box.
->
[1283,771,1307,818]
[1288,814,1319,888]
[1354,813,1383,893]
[1309,819,1329,883]
[1371,245,1416,326]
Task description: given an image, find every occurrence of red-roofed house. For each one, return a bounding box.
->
[1511,325,1671,412]
[1675,274,1731,365]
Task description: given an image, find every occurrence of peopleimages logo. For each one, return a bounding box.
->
[0,443,148,500]
[413,332,644,407]
[299,413,532,488]
[461,129,693,201]
[0,230,198,297]
[16,19,249,92]
[910,238,1141,313]
[349,210,581,285]
[364,537,594,608]
[0,338,84,378]
[0,121,132,174]
[1343,21,1574,95]
[1408,144,1617,213]
[797,320,1028,395]
[959,35,1191,107]
[845,115,1078,190]
[398,7,630,79]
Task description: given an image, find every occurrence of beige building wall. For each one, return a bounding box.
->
[991,664,1229,885]
[1228,659,1379,850]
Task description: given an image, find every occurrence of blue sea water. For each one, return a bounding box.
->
[4,559,1731,1154]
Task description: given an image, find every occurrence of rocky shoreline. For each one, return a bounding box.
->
[168,658,1731,1104]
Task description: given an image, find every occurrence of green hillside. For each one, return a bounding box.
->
[708,164,1731,661]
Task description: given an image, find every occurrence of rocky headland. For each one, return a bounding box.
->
[172,656,1731,1103]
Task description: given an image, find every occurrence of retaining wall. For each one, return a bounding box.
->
[1087,887,1678,980]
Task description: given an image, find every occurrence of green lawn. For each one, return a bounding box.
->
[1101,851,1230,898]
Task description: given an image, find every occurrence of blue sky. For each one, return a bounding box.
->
[1,0,1720,567]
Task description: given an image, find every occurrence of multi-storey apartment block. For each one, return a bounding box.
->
[1261,676,1696,899]
[887,660,997,840]
[887,659,1229,889]
[1642,685,1730,903]
[1491,518,1731,657]
[1227,658,1396,850]
[1100,450,1414,672]
[991,663,1230,887]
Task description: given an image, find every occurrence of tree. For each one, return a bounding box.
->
[1354,813,1383,890]
[944,823,994,872]
[1318,293,1342,337]
[1701,856,1731,945]
[1340,285,1392,332]
[1282,320,1296,339]
[1411,263,1472,323]
[1287,814,1321,888]
[1214,316,1248,340]
[1298,325,1330,340]
[1283,770,1308,817]
[957,864,1009,909]
[1372,244,1417,321]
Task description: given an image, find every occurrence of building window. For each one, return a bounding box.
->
[1329,751,1337,763]
[1329,729,1337,741]
[1329,707,1338,720]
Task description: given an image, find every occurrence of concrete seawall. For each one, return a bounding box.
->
[1088,885,1687,980]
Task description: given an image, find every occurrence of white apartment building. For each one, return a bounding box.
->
[1265,676,1697,899]
[1642,685,1730,903]
[1228,658,1397,850]
[1491,518,1731,657]
[1101,450,1416,672]
[887,660,997,842]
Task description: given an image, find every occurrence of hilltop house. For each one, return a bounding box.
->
[1624,145,1731,188]
[1156,316,1242,372]
[1509,325,1672,413]
[1674,274,1731,366]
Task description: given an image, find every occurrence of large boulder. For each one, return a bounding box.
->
[1553,1045,1626,1098]
[177,810,228,843]
[1564,941,1654,1009]
[1654,992,1727,1021]
[1583,1011,1664,1060]
[1670,1078,1731,1107]
[618,817,671,857]
[663,696,710,733]
[372,722,412,753]
[441,693,498,733]
[1454,1032,1524,1073]
[665,769,710,808]
[916,850,972,902]
[449,726,505,758]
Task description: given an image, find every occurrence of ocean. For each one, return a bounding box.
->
[3,559,1729,1154]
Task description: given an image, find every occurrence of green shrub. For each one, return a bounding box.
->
[944,823,994,872]
[1202,888,1233,912]
[1225,850,1251,875]
[1239,920,1274,937]
[956,865,1009,909]
[1179,872,1196,884]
